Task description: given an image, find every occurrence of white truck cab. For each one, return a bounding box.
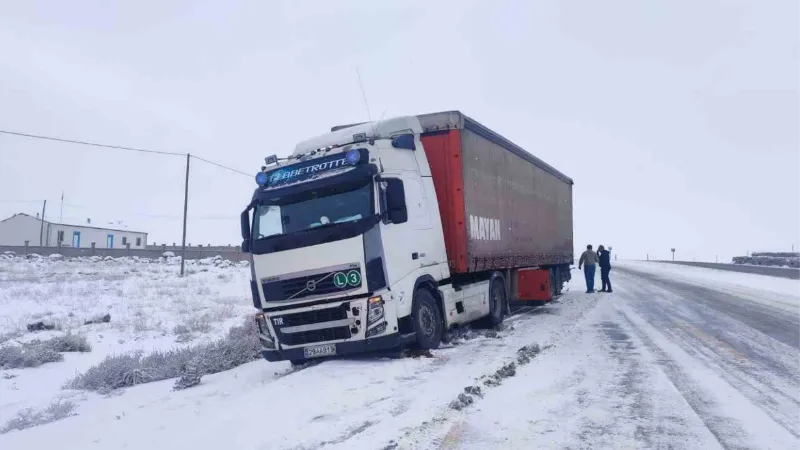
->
[241,116,482,364]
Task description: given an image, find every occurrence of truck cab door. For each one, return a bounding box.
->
[378,174,444,297]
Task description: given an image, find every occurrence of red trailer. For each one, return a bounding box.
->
[418,111,574,300]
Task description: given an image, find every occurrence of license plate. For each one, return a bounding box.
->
[303,344,336,359]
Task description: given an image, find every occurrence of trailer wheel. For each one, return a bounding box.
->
[412,289,443,350]
[481,278,506,327]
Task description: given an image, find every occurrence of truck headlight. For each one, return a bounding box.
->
[254,313,275,349]
[367,296,384,325]
[366,296,387,338]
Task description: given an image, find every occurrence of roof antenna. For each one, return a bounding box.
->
[356,67,377,138]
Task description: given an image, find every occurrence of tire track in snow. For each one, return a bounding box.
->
[588,320,656,448]
[382,295,601,450]
[614,307,749,449]
[402,295,718,450]
[280,311,538,450]
[617,270,800,440]
[522,308,700,450]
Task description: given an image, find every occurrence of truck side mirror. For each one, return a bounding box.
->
[240,209,251,253]
[391,134,416,150]
[384,178,408,224]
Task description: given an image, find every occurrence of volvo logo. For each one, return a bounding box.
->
[306,280,317,292]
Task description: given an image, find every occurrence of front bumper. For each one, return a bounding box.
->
[261,332,402,362]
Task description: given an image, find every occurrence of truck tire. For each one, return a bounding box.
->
[412,289,443,350]
[481,278,506,327]
[290,359,307,367]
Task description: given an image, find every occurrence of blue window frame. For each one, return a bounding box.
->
[107,234,114,248]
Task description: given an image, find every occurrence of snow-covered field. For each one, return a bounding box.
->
[1,258,798,449]
[0,253,253,430]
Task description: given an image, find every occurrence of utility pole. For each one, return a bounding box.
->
[39,200,47,246]
[59,191,64,222]
[180,153,190,276]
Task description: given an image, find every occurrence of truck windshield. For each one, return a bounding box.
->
[253,182,373,239]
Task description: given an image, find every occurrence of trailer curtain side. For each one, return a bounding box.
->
[420,113,573,274]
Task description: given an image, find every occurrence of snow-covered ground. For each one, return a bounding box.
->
[1,258,798,449]
[0,254,252,428]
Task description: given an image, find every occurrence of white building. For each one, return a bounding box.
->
[0,213,148,249]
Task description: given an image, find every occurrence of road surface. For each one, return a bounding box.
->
[403,262,800,449]
[656,261,800,279]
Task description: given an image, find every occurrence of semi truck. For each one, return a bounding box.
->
[240,111,574,365]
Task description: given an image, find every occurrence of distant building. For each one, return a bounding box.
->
[0,213,148,249]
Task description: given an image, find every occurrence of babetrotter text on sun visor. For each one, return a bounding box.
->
[258,148,368,191]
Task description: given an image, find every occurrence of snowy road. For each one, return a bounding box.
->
[1,261,798,449]
[403,262,799,449]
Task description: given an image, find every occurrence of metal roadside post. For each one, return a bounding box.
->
[180,153,190,276]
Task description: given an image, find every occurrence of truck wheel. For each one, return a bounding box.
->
[412,289,443,350]
[482,278,506,327]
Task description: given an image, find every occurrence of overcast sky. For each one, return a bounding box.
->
[0,0,797,261]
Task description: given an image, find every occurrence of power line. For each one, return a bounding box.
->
[0,130,185,157]
[0,199,43,204]
[190,154,250,177]
[0,129,251,178]
[1,129,252,271]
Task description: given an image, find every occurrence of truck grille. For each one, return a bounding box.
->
[280,326,351,346]
[272,303,352,346]
[279,304,349,326]
[261,266,362,302]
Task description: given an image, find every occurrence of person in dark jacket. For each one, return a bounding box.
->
[597,245,612,292]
